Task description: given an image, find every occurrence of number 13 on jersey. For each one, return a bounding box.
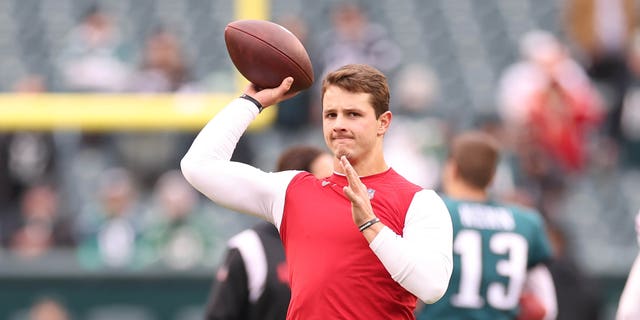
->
[451,230,528,310]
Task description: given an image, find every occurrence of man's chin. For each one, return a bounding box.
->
[333,148,351,160]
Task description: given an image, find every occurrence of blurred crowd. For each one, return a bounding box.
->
[0,1,640,318]
[0,5,253,271]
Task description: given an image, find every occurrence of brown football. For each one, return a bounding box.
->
[224,19,314,93]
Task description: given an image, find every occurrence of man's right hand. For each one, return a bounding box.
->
[244,77,297,109]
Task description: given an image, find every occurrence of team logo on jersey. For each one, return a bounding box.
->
[367,188,376,199]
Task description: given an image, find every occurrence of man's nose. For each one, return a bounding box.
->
[332,115,347,131]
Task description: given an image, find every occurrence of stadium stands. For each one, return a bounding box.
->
[0,0,637,319]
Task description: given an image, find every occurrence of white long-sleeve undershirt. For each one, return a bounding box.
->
[618,254,640,320]
[181,99,453,303]
[617,212,640,320]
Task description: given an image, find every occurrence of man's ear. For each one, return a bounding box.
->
[377,111,392,136]
[442,160,457,194]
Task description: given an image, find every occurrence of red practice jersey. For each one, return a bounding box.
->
[281,170,421,319]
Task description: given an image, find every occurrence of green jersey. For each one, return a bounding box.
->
[418,195,552,320]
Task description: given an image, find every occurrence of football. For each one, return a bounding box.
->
[224,19,314,93]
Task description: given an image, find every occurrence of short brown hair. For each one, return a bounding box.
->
[276,145,326,172]
[321,64,390,118]
[449,131,500,189]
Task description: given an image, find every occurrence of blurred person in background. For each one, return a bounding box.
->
[55,5,134,198]
[74,167,144,269]
[205,145,333,320]
[498,30,603,173]
[127,26,193,93]
[564,0,637,142]
[181,65,453,318]
[121,25,253,187]
[316,2,402,82]
[497,30,603,219]
[384,63,446,189]
[616,210,640,320]
[138,170,218,270]
[7,182,74,259]
[0,75,57,245]
[115,25,197,189]
[15,297,72,320]
[418,131,556,320]
[57,4,132,92]
[473,115,525,206]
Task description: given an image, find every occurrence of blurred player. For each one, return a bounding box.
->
[616,210,640,320]
[205,145,332,320]
[417,131,557,320]
[182,64,453,319]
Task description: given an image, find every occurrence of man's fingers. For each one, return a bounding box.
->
[270,77,293,98]
[343,186,356,201]
[340,156,358,185]
[341,156,366,198]
[280,77,294,91]
[245,77,297,107]
[343,185,365,209]
[274,77,298,101]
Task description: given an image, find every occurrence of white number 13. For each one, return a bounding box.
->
[451,230,528,310]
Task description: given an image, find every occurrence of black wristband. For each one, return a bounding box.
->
[240,94,264,113]
[358,217,381,232]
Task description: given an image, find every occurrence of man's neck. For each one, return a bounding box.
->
[446,183,488,202]
[335,157,388,177]
[354,161,389,177]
